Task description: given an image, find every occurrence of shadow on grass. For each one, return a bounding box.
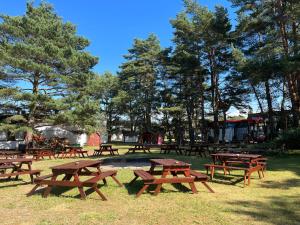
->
[29,183,107,200]
[226,195,300,225]
[259,178,300,190]
[124,180,193,197]
[0,176,35,188]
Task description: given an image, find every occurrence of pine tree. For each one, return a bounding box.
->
[0,2,99,133]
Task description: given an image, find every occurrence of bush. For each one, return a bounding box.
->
[275,128,300,150]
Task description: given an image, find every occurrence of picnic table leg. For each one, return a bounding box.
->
[74,174,86,200]
[93,184,107,200]
[136,184,150,198]
[184,170,198,194]
[111,175,123,187]
[154,171,168,196]
[129,175,138,185]
[28,162,35,183]
[27,184,40,196]
[43,175,57,198]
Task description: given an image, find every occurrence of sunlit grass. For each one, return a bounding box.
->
[0,146,299,225]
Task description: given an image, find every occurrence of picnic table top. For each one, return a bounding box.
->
[0,150,21,154]
[211,153,261,159]
[0,158,33,164]
[150,159,190,167]
[64,146,83,149]
[27,148,52,151]
[51,160,101,170]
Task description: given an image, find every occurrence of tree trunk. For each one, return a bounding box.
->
[186,104,195,144]
[222,110,227,143]
[28,72,40,128]
[250,83,264,114]
[209,49,219,143]
[264,80,275,139]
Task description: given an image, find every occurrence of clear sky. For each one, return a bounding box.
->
[0,0,236,75]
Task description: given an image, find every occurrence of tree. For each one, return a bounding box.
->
[0,2,99,133]
[118,34,161,132]
[230,0,300,128]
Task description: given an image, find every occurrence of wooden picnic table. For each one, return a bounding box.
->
[206,153,265,186]
[160,144,183,155]
[0,150,24,159]
[93,144,119,156]
[127,144,151,154]
[185,144,209,157]
[0,158,41,183]
[211,153,262,165]
[57,146,88,158]
[27,160,122,200]
[27,148,56,160]
[130,158,214,197]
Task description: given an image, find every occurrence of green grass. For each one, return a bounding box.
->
[0,146,299,225]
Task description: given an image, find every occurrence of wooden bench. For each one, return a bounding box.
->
[204,164,263,186]
[130,169,214,197]
[76,150,89,158]
[93,145,119,156]
[129,169,156,197]
[160,144,183,155]
[127,145,151,154]
[27,170,122,200]
[0,169,41,183]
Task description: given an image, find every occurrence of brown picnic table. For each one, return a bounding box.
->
[185,144,209,157]
[130,158,214,197]
[27,148,56,160]
[93,144,119,156]
[127,144,151,154]
[160,144,183,155]
[0,158,41,183]
[0,150,24,159]
[57,146,88,158]
[27,160,123,200]
[206,153,266,186]
[211,153,262,165]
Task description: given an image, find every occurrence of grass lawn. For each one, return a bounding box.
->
[1,146,299,225]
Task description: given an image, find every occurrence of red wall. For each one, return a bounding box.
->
[86,133,101,146]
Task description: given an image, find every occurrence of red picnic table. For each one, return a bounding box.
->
[27,160,122,200]
[130,158,214,197]
[206,153,266,186]
[27,148,56,160]
[210,153,262,165]
[0,158,41,183]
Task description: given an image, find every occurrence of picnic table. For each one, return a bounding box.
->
[0,150,24,159]
[27,148,56,160]
[205,153,266,186]
[130,158,214,197]
[185,144,209,157]
[160,144,183,155]
[57,146,88,158]
[211,153,262,165]
[0,158,41,183]
[93,144,119,156]
[27,160,122,200]
[127,144,151,154]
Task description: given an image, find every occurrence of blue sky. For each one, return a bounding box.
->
[0,0,236,75]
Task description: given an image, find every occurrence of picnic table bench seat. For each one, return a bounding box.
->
[130,168,214,197]
[127,145,151,154]
[34,174,54,182]
[204,163,263,186]
[0,164,15,170]
[28,169,122,200]
[0,169,41,184]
